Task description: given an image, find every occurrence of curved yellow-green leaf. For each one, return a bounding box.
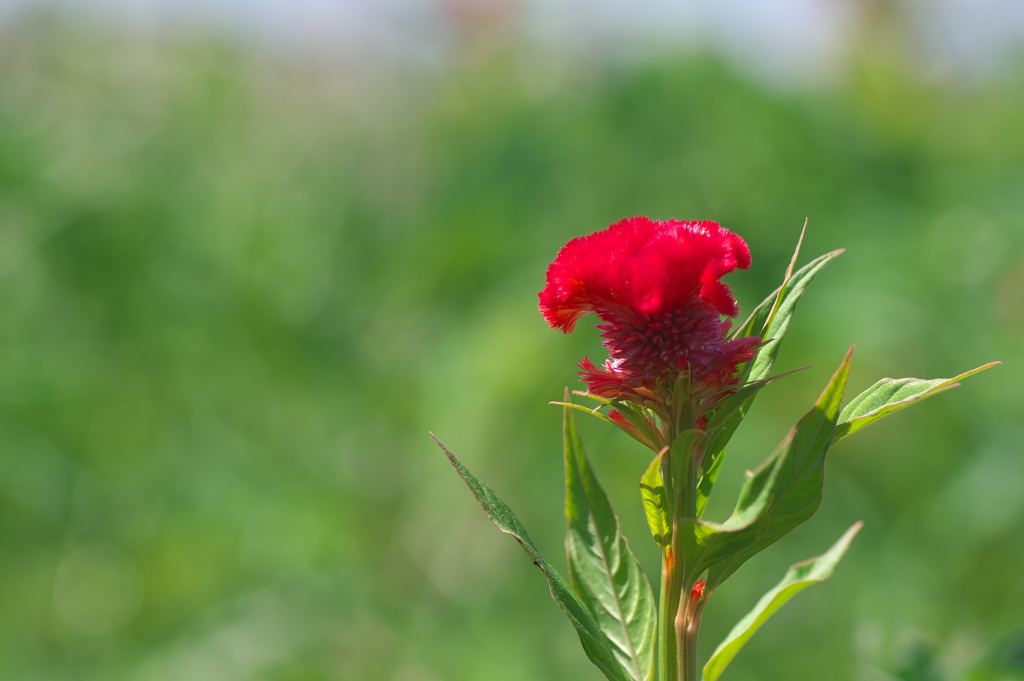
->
[834,362,999,444]
[640,449,671,555]
[702,522,862,681]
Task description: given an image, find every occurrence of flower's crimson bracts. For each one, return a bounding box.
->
[539,217,759,403]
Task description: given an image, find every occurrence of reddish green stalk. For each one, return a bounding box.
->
[658,546,681,681]
[677,580,704,681]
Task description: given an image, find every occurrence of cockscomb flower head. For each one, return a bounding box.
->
[539,217,759,408]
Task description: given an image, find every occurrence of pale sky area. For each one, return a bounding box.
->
[1,0,1022,82]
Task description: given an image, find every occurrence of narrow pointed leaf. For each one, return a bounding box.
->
[705,367,811,434]
[677,349,853,585]
[834,362,999,444]
[699,366,812,513]
[732,249,844,383]
[702,522,863,681]
[565,407,657,681]
[433,435,633,681]
[760,218,807,338]
[551,400,618,427]
[640,449,671,554]
[609,401,662,448]
[696,442,725,519]
[698,248,843,519]
[555,394,661,450]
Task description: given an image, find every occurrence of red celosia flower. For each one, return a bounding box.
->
[539,217,759,402]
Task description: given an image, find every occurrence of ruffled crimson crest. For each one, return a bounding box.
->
[539,217,759,403]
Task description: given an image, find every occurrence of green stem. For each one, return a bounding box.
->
[659,381,703,681]
[658,451,681,681]
[673,429,700,681]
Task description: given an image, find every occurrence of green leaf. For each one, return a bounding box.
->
[732,248,844,383]
[833,362,999,444]
[695,441,725,519]
[608,400,662,449]
[704,367,810,435]
[565,406,658,681]
[551,400,619,427]
[698,366,811,517]
[433,434,634,681]
[678,348,853,586]
[552,394,661,450]
[760,218,807,340]
[702,522,863,681]
[696,246,843,520]
[640,449,671,554]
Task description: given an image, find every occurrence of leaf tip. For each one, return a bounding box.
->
[430,433,460,468]
[832,520,864,555]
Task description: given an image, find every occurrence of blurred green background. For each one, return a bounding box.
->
[0,3,1022,680]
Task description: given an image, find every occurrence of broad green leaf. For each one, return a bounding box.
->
[640,449,671,555]
[565,407,657,681]
[833,362,999,444]
[677,349,852,585]
[433,435,633,681]
[702,522,862,681]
